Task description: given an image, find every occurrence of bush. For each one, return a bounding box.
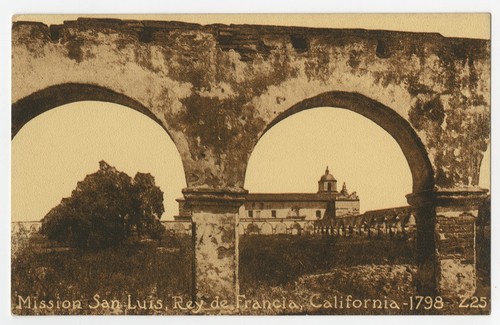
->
[41,161,165,250]
[239,235,416,290]
[11,236,193,315]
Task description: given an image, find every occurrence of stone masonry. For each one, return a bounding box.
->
[12,18,490,302]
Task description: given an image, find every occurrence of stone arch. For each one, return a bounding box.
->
[347,225,354,237]
[12,82,190,202]
[303,222,315,235]
[254,91,434,194]
[260,223,273,235]
[405,214,417,238]
[291,223,302,235]
[29,224,40,233]
[368,218,378,238]
[12,82,192,225]
[246,223,260,235]
[360,221,369,237]
[406,214,416,227]
[344,219,355,237]
[12,83,190,170]
[378,218,387,237]
[275,222,287,235]
[392,216,402,237]
[354,217,365,236]
[12,83,173,139]
[337,221,345,237]
[13,223,22,232]
[12,82,192,186]
[238,223,246,235]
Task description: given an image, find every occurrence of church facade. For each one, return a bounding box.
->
[174,167,360,235]
[239,167,359,221]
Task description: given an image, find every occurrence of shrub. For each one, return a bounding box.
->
[41,161,164,249]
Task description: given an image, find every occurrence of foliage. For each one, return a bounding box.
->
[11,224,30,257]
[40,161,164,249]
[239,235,416,289]
[11,234,490,315]
[12,234,193,315]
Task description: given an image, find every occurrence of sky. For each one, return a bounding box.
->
[10,14,491,222]
[246,108,413,211]
[12,103,490,222]
[12,102,186,221]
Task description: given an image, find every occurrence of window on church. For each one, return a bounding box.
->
[271,210,277,218]
[259,203,264,210]
[327,183,332,191]
[316,210,321,218]
[248,210,253,218]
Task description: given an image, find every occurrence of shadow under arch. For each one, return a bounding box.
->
[255,91,434,194]
[12,83,171,141]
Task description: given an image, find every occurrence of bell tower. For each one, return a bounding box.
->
[318,166,337,193]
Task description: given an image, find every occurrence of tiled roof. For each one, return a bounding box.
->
[246,193,338,202]
[176,192,359,202]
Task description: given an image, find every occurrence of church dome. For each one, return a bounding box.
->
[320,167,336,181]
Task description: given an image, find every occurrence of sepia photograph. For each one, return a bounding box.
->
[8,11,491,316]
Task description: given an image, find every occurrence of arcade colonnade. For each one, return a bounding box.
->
[12,19,490,302]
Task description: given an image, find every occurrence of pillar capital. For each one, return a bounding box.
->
[406,187,489,209]
[182,188,248,213]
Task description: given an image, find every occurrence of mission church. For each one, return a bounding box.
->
[175,167,360,228]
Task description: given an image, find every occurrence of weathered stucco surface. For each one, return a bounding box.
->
[12,19,491,300]
[191,213,238,303]
[12,19,490,192]
[435,208,478,296]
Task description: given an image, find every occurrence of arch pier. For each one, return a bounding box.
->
[182,188,247,303]
[407,188,489,296]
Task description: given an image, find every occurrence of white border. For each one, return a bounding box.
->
[1,1,498,325]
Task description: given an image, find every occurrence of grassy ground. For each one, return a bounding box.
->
[12,234,193,315]
[11,234,489,315]
[239,235,490,315]
[239,235,416,291]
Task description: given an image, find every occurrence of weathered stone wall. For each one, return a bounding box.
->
[12,19,490,192]
[12,18,491,301]
[316,206,415,237]
[436,214,476,296]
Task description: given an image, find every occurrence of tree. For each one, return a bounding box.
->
[131,172,165,239]
[41,161,165,249]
